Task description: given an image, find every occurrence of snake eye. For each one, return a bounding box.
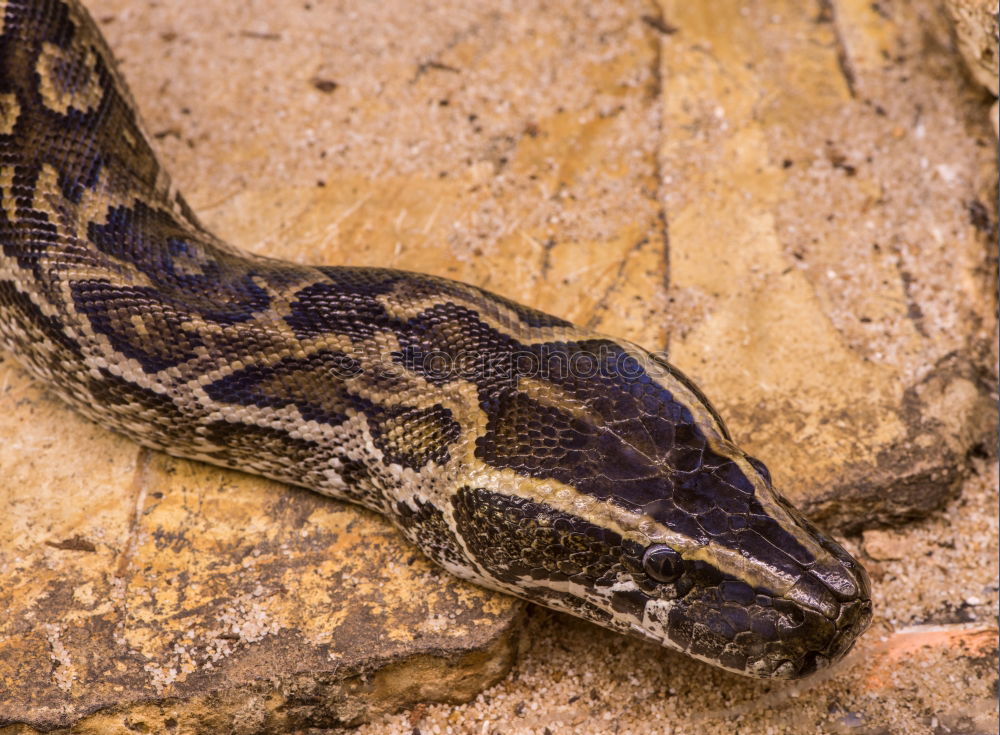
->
[642,544,684,583]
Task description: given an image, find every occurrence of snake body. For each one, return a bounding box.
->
[0,0,871,679]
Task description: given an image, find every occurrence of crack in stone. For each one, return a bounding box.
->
[115,447,153,581]
[644,1,672,351]
[819,0,859,99]
[584,236,650,330]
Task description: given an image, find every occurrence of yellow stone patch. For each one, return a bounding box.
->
[36,41,104,116]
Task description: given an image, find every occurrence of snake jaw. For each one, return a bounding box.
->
[620,538,873,679]
[639,469,874,678]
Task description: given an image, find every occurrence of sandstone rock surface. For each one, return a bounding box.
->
[1,0,995,732]
[658,0,996,532]
[945,0,999,94]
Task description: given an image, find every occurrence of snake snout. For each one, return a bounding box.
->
[778,595,873,679]
[756,492,874,677]
[830,595,873,659]
[765,554,873,679]
[818,552,874,660]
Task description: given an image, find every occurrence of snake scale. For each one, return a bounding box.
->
[0,0,872,680]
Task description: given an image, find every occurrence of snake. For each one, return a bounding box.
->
[0,0,872,681]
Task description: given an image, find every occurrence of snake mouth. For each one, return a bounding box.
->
[743,558,874,679]
[753,594,874,679]
[640,535,874,679]
[689,586,874,679]
[788,557,874,678]
[734,492,874,678]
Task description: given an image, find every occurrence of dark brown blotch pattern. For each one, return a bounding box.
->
[204,352,461,472]
[452,486,644,591]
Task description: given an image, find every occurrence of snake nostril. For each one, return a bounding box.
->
[809,549,875,600]
[821,598,873,660]
[845,599,873,635]
[776,604,806,632]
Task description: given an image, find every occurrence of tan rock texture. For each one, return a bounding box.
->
[658,0,996,532]
[945,0,999,94]
[0,0,996,733]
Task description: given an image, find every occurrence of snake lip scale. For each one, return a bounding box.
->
[0,0,872,680]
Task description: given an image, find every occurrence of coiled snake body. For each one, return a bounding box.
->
[0,0,871,679]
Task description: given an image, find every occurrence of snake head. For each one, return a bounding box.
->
[628,454,874,678]
[443,339,872,679]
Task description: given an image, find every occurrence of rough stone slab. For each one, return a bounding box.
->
[945,0,1000,134]
[944,0,999,95]
[658,0,997,532]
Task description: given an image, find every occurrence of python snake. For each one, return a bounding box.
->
[0,0,872,679]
